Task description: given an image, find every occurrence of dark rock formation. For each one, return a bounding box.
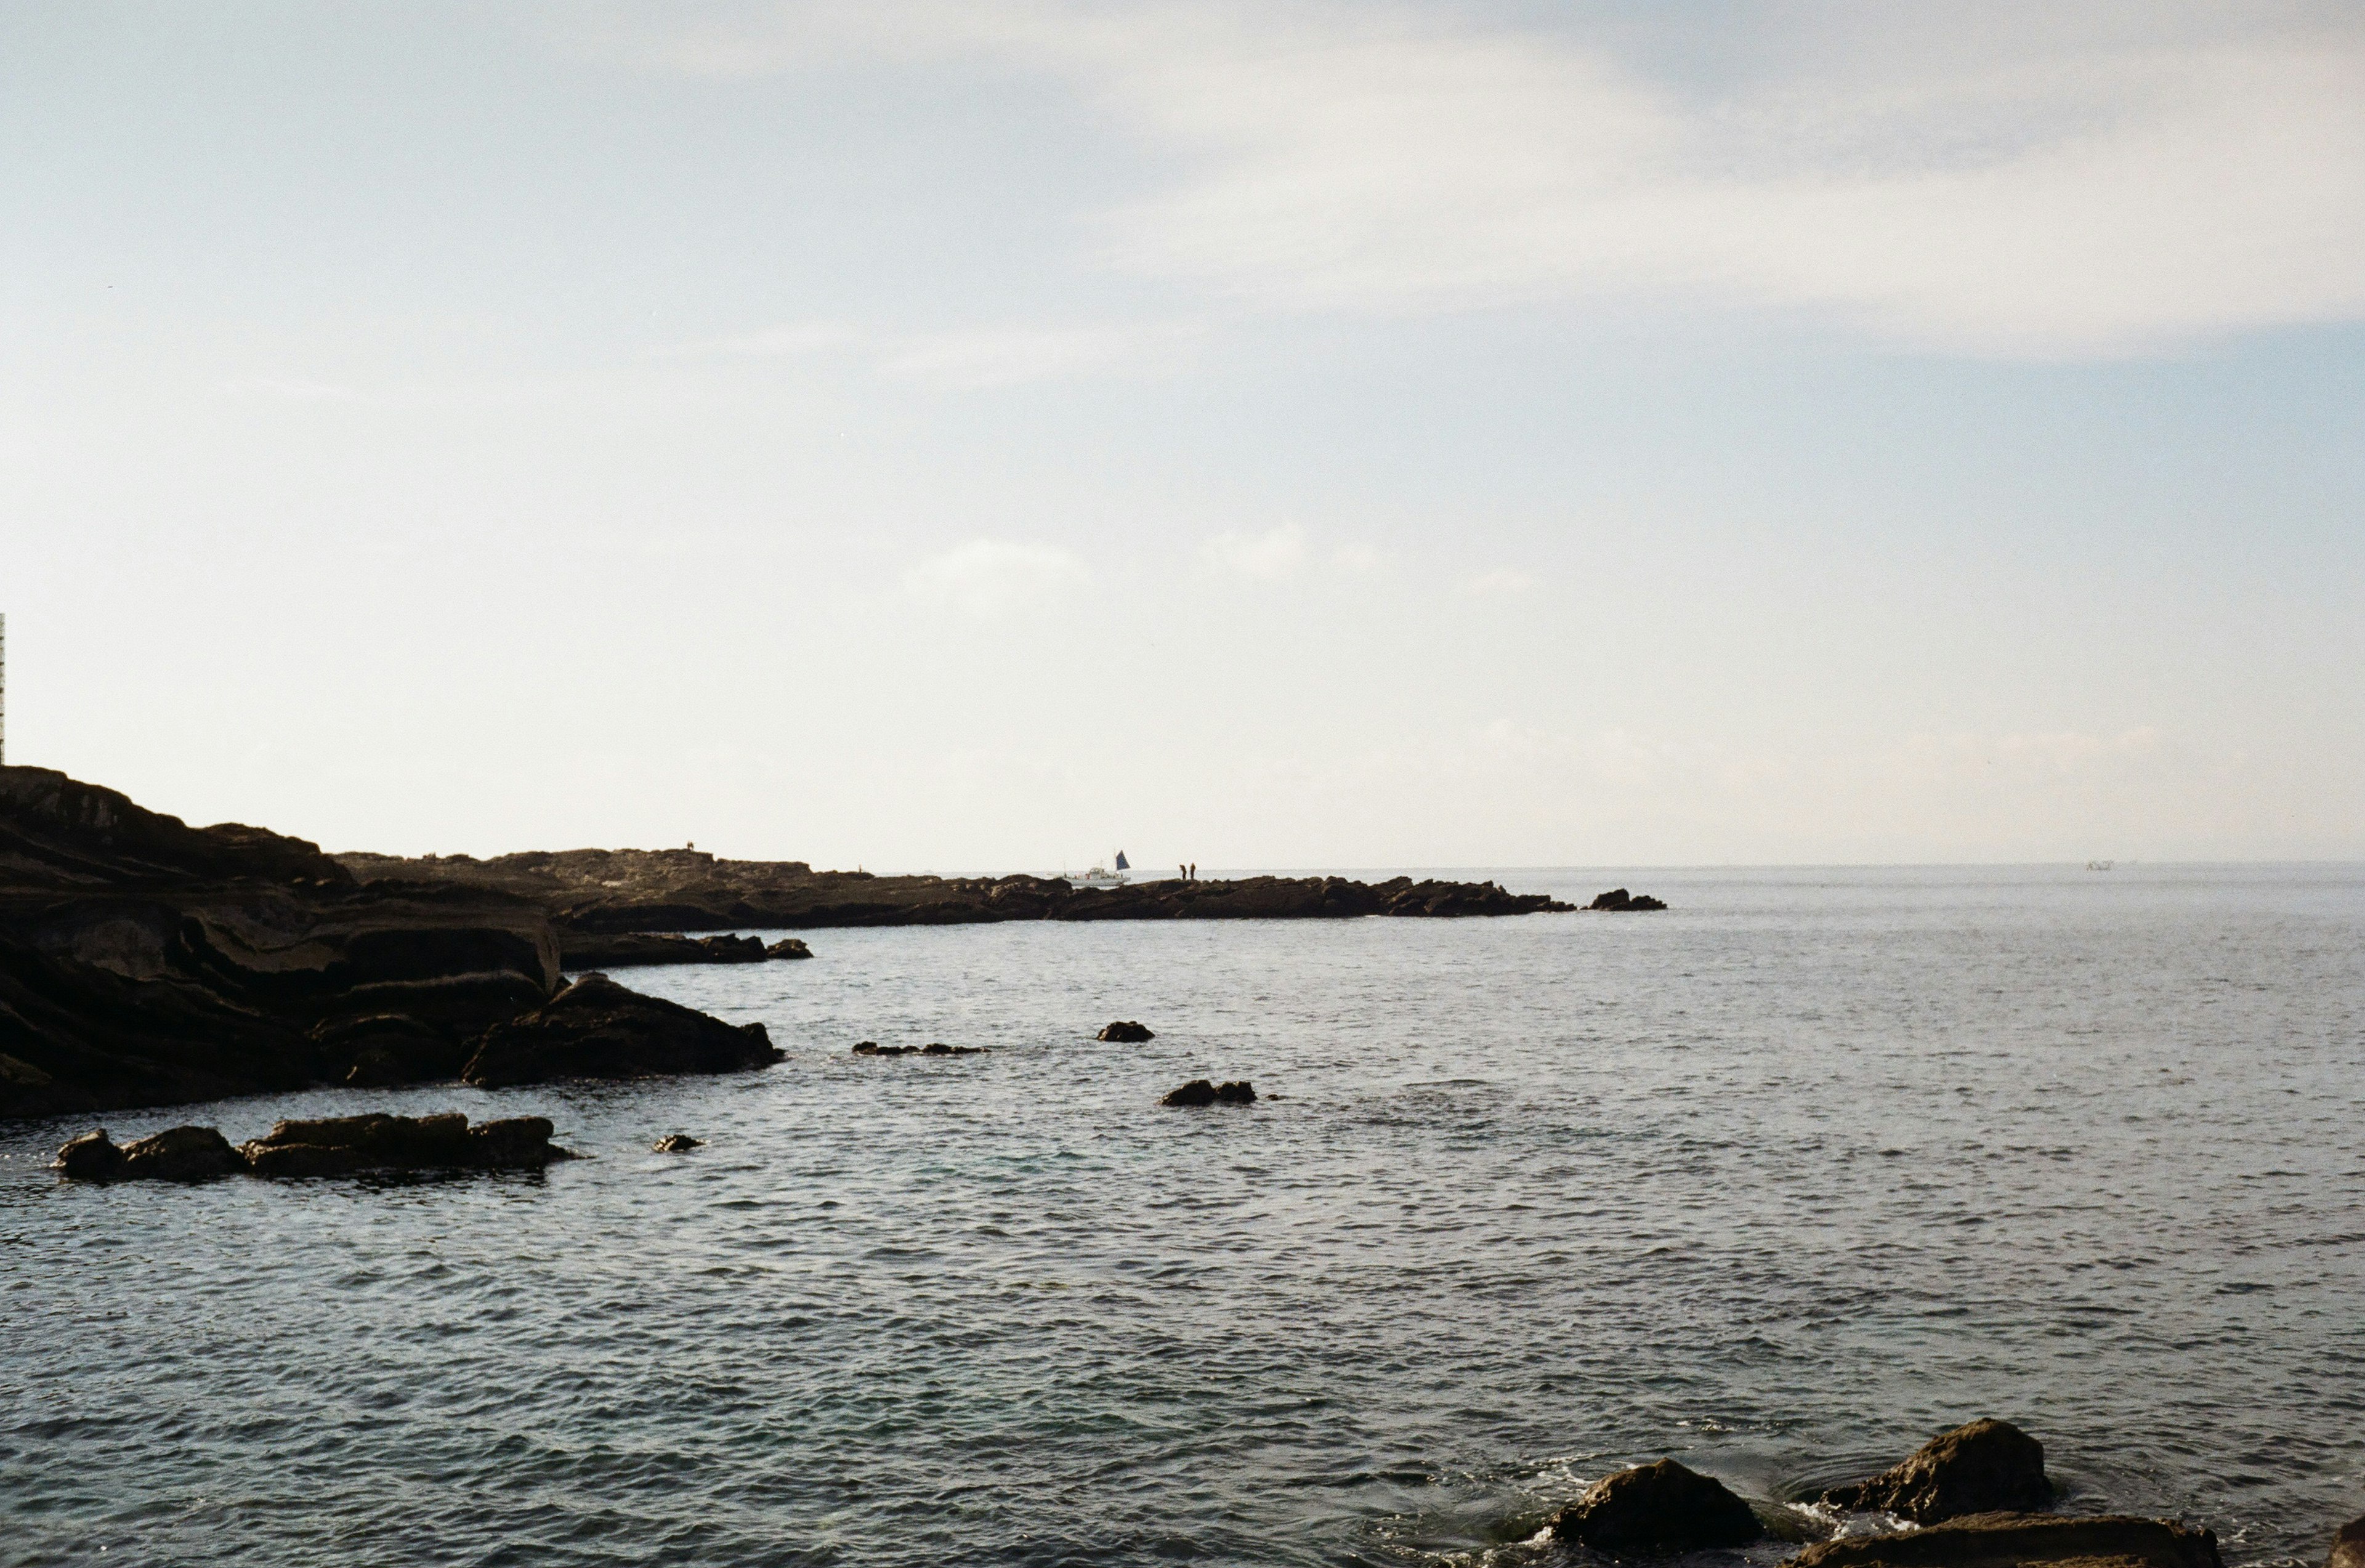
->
[1822,1420,2051,1522]
[1588,887,1668,911]
[1551,1458,1762,1555]
[2327,1517,2365,1568]
[56,1113,573,1179]
[766,938,812,960]
[851,1041,985,1057]
[557,931,767,969]
[240,1112,573,1176]
[336,846,1574,931]
[315,1013,469,1088]
[53,1128,125,1181]
[0,766,564,1118]
[652,1134,704,1152]
[461,974,781,1087]
[1784,1514,2221,1568]
[51,1125,244,1182]
[1162,1078,1256,1107]
[1098,1020,1154,1042]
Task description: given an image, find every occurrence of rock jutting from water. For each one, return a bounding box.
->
[461,974,782,1087]
[851,1041,987,1057]
[1822,1418,2052,1522]
[652,1134,705,1152]
[1097,1020,1155,1042]
[0,766,780,1118]
[1588,887,1668,911]
[1782,1513,2222,1568]
[1161,1078,1256,1107]
[54,1112,576,1181]
[1551,1458,1763,1555]
[2326,1517,2365,1568]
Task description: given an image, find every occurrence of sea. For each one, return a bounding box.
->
[3,865,2361,1568]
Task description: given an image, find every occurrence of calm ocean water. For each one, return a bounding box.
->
[4,866,2361,1568]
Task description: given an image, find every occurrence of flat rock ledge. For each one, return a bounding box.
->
[55,1113,575,1181]
[1784,1513,2222,1568]
[852,1041,986,1057]
[463,974,782,1087]
[1552,1458,1763,1556]
[1097,1020,1155,1043]
[1822,1419,2052,1522]
[1162,1078,1255,1107]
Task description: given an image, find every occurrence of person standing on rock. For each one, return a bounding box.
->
[1189,862,1197,881]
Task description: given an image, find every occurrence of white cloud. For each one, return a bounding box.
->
[1199,522,1309,580]
[629,1,2365,357]
[673,321,860,358]
[217,377,362,403]
[904,539,1090,615]
[878,321,1199,388]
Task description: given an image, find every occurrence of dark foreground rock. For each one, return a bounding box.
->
[2327,1518,2365,1568]
[463,974,781,1086]
[337,845,1575,931]
[1552,1458,1761,1555]
[1,766,558,1117]
[54,1113,572,1179]
[557,931,767,969]
[1785,1513,2221,1568]
[1824,1420,2051,1522]
[1161,1078,1255,1107]
[852,1041,986,1057]
[1588,887,1668,911]
[1098,1020,1154,1042]
[652,1134,704,1152]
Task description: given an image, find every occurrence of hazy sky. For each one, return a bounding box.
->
[4,1,2361,869]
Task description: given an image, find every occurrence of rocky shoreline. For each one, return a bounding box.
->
[1548,1420,2351,1568]
[0,764,1580,1119]
[336,844,1577,932]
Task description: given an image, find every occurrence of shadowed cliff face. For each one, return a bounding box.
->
[0,767,562,1119]
[336,847,1574,931]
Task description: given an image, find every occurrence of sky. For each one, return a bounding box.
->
[2,0,2361,870]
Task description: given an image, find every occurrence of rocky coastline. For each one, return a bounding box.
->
[336,845,1576,932]
[1,764,1579,1118]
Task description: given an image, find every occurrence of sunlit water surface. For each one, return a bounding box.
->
[4,866,2361,1568]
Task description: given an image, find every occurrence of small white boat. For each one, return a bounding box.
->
[1067,851,1131,890]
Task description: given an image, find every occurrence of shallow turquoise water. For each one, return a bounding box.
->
[3,866,2361,1567]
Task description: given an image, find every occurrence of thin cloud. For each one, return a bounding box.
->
[879,321,1200,388]
[629,1,2365,357]
[1458,568,1535,598]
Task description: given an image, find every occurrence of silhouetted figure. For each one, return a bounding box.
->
[1189,862,1197,881]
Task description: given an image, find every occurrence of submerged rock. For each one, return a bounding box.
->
[1097,1020,1155,1042]
[1784,1513,2221,1568]
[652,1134,704,1152]
[852,1041,985,1057]
[461,974,782,1087]
[1588,887,1668,911]
[1551,1458,1761,1555]
[2328,1517,2365,1568]
[240,1112,574,1176]
[1822,1420,2051,1522]
[1161,1078,1256,1107]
